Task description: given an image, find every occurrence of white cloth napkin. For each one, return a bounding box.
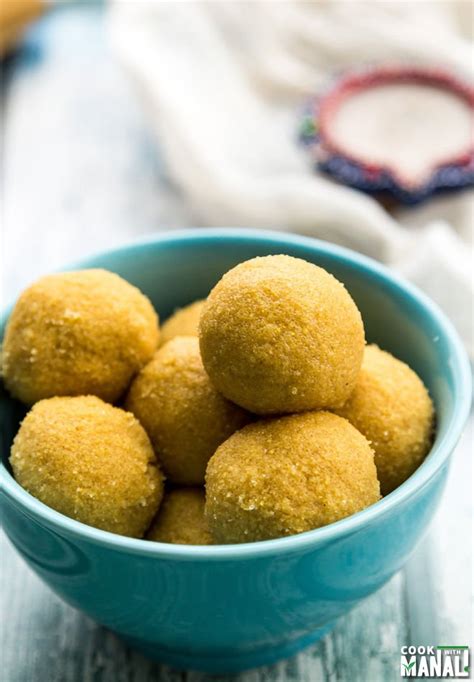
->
[109,0,473,355]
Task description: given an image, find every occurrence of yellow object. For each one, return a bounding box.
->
[199,255,365,414]
[10,396,164,537]
[126,336,250,485]
[2,269,159,405]
[205,411,380,544]
[335,344,434,495]
[0,0,44,56]
[160,299,205,347]
[147,488,212,545]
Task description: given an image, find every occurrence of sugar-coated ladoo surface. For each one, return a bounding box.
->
[199,255,365,414]
[160,300,205,346]
[335,344,435,495]
[125,336,250,485]
[205,411,380,543]
[2,269,159,405]
[9,396,163,537]
[147,488,212,545]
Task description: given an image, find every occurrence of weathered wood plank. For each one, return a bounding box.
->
[1,528,409,682]
[404,417,473,650]
[1,5,471,682]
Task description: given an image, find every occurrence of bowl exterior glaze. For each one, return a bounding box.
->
[1,229,471,673]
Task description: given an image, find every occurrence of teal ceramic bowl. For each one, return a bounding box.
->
[1,229,471,674]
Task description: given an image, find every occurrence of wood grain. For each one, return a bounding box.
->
[1,5,471,682]
[1,529,410,682]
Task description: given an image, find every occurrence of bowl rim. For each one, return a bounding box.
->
[1,227,471,561]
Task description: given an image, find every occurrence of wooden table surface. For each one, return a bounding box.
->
[1,6,472,681]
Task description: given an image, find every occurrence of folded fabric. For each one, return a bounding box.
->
[110,0,473,355]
